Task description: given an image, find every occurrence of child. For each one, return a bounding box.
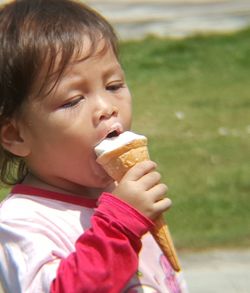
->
[0,0,188,292]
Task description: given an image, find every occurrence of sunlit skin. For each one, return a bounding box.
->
[14,39,170,219]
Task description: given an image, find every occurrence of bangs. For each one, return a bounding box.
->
[32,29,114,99]
[21,1,118,98]
[1,0,118,102]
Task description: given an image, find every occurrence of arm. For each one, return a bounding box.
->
[51,193,153,293]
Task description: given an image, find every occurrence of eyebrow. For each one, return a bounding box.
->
[33,67,66,100]
[102,64,125,80]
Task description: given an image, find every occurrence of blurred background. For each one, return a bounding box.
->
[85,0,250,40]
[0,0,250,292]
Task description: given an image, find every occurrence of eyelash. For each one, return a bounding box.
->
[59,82,124,109]
[61,96,84,109]
[106,83,125,91]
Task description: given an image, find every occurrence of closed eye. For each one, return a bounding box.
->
[106,83,125,92]
[60,96,84,109]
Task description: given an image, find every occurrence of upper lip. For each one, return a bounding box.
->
[96,122,123,146]
[106,122,123,137]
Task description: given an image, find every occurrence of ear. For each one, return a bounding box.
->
[0,119,31,157]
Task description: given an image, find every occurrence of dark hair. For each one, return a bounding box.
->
[0,0,118,185]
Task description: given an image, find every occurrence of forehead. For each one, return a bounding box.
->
[31,37,116,99]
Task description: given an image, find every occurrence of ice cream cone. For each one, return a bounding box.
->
[151,215,181,272]
[95,131,181,272]
[96,138,149,182]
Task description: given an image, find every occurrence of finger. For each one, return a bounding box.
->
[153,197,172,216]
[122,160,157,181]
[147,183,168,200]
[138,171,162,190]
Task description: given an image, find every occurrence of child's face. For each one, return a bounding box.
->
[19,41,132,194]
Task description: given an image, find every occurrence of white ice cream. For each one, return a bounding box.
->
[95,131,146,157]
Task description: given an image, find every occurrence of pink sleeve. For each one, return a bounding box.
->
[50,192,154,293]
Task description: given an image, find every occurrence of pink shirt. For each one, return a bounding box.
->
[0,185,188,293]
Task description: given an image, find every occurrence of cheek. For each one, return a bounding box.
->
[123,100,133,126]
[120,92,132,121]
[125,108,132,128]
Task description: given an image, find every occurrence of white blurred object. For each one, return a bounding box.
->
[85,0,250,40]
[175,111,185,120]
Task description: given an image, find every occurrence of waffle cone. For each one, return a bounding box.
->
[96,138,181,271]
[96,139,149,182]
[152,216,181,271]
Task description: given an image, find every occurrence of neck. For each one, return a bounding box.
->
[22,173,115,199]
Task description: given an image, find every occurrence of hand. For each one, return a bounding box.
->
[111,160,171,220]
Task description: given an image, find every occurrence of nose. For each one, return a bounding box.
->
[93,95,118,125]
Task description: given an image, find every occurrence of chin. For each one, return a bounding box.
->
[91,169,112,188]
[98,176,114,189]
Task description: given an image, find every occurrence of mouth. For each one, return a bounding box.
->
[95,123,123,149]
[106,129,120,138]
[105,123,123,139]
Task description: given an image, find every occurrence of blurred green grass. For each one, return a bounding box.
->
[120,28,250,250]
[1,28,249,250]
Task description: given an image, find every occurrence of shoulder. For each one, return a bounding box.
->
[0,193,35,220]
[0,192,68,223]
[0,191,92,241]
